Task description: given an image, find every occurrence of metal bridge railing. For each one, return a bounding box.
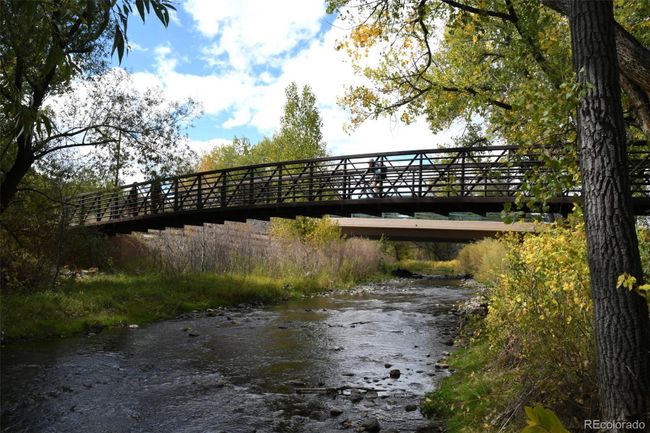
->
[69,145,650,226]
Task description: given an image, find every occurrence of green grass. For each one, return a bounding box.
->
[0,272,353,340]
[395,259,464,276]
[421,338,524,433]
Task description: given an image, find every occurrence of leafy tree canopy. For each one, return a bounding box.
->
[47,68,199,185]
[199,82,326,171]
[327,0,649,145]
[327,0,648,211]
[1,0,176,211]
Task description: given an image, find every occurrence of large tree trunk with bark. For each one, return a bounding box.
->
[569,1,649,429]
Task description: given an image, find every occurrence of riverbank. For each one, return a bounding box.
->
[1,271,389,341]
[1,258,466,342]
[392,259,464,277]
[419,224,611,433]
[420,290,511,433]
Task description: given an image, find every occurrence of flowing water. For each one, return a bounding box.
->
[1,278,468,433]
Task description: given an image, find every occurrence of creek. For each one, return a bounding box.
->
[1,277,468,433]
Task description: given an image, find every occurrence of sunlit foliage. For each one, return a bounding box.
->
[199,82,326,171]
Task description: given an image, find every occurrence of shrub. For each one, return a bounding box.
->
[424,220,598,432]
[485,222,595,413]
[395,259,461,275]
[456,237,506,284]
[0,245,52,292]
[270,216,342,245]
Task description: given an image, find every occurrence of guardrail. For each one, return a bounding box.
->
[69,144,650,226]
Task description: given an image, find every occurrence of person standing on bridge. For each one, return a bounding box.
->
[149,175,163,214]
[367,159,377,198]
[368,158,386,198]
[378,159,387,198]
[128,183,139,217]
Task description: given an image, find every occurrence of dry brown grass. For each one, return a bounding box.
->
[117,222,390,287]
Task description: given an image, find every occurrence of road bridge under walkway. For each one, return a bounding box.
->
[332,217,538,242]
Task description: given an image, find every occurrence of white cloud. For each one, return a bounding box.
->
[184,0,325,71]
[189,138,232,156]
[128,41,148,52]
[129,8,456,158]
[168,8,182,26]
[222,106,252,129]
[132,45,258,117]
[221,18,456,154]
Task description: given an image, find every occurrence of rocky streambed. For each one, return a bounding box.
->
[1,277,469,433]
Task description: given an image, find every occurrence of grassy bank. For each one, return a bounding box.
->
[421,339,525,433]
[1,255,462,341]
[393,259,463,276]
[2,219,398,341]
[1,271,388,341]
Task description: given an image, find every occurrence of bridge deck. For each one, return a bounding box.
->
[67,145,650,234]
[333,218,538,242]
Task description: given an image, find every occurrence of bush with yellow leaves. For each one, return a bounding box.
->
[423,215,650,431]
[486,220,595,412]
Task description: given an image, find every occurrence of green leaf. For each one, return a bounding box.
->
[135,0,146,21]
[152,3,169,27]
[44,44,64,75]
[112,25,125,62]
[522,405,569,433]
[616,273,637,291]
[162,8,169,26]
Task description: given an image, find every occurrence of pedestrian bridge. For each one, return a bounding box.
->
[69,145,650,234]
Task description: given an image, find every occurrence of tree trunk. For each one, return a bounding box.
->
[0,135,34,213]
[569,1,649,429]
[542,0,650,135]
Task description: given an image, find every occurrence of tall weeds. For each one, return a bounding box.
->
[117,220,390,287]
[456,237,506,284]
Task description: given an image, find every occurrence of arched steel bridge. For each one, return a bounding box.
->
[69,145,650,234]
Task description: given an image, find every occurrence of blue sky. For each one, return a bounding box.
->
[111,0,457,157]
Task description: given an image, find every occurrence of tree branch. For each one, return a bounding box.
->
[415,0,434,81]
[16,187,73,207]
[448,86,513,110]
[39,124,139,145]
[35,139,116,159]
[505,0,561,88]
[540,0,650,95]
[439,0,515,22]
[381,82,512,114]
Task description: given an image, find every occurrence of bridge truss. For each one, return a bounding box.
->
[69,145,650,233]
